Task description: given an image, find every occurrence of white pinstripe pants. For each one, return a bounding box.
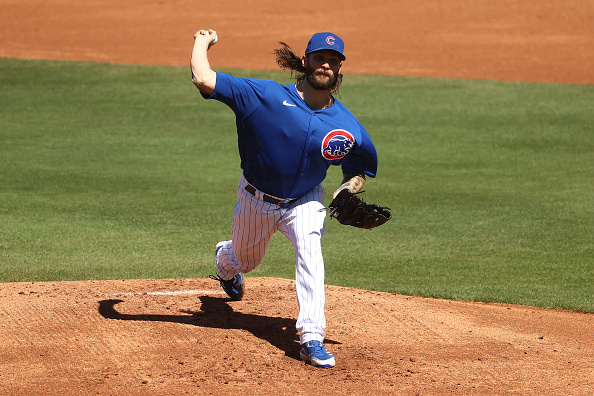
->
[216,174,328,344]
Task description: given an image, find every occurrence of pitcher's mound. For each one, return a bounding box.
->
[0,278,592,394]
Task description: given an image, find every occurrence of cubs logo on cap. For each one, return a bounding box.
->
[305,32,346,61]
[321,129,355,160]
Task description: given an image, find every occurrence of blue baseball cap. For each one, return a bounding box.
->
[305,32,346,61]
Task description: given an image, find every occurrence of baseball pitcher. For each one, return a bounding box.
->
[191,29,389,368]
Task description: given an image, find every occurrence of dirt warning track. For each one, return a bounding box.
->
[0,0,592,84]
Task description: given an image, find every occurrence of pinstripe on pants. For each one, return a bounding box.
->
[216,174,328,343]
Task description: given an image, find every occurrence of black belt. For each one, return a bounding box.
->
[244,184,299,208]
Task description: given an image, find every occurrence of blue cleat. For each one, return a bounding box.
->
[209,273,245,301]
[299,340,335,368]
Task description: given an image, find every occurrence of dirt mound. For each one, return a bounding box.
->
[1,278,592,395]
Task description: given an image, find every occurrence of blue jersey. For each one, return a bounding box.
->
[204,72,378,198]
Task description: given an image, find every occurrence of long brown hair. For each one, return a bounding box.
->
[273,42,342,95]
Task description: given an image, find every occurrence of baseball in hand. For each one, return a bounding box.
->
[212,33,218,45]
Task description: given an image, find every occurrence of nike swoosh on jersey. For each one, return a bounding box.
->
[283,100,297,107]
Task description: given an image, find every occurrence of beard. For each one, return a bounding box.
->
[305,64,339,91]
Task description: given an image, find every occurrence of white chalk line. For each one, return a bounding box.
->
[111,290,226,296]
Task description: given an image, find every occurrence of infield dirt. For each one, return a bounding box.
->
[1,1,593,394]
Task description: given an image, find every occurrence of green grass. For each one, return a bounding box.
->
[1,58,592,312]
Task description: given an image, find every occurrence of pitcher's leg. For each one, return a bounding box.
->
[280,185,327,344]
[294,228,326,344]
[216,177,280,280]
[214,240,237,280]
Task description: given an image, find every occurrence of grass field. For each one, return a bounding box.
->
[1,58,592,312]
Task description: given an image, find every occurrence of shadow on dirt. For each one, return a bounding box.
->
[98,296,339,361]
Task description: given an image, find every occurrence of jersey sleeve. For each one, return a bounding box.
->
[201,72,268,117]
[341,122,378,178]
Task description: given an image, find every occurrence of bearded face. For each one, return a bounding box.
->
[304,60,339,91]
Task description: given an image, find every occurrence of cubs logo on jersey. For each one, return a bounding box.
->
[321,129,355,160]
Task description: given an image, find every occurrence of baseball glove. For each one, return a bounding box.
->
[327,189,391,229]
